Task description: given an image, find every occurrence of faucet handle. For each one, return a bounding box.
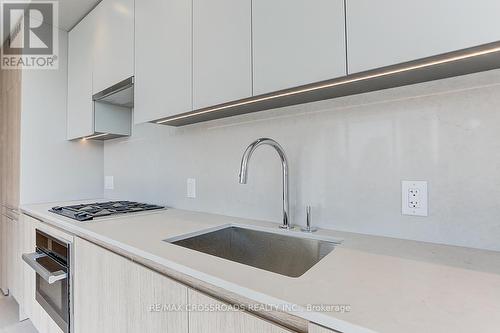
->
[301,205,318,233]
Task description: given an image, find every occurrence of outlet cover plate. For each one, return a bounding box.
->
[104,176,114,190]
[402,180,428,216]
[187,178,196,198]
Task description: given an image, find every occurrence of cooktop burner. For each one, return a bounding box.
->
[49,201,165,221]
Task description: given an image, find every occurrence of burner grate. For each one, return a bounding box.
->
[49,201,165,221]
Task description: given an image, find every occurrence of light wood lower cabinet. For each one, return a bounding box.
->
[188,289,294,333]
[73,238,297,333]
[0,217,5,294]
[309,322,341,332]
[27,231,339,333]
[1,211,23,316]
[73,237,189,333]
[0,214,10,295]
[14,212,29,321]
[0,212,28,317]
[19,214,35,320]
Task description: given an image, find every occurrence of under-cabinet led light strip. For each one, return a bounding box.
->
[156,45,500,125]
[82,133,109,140]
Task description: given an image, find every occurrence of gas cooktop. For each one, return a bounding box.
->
[49,201,165,221]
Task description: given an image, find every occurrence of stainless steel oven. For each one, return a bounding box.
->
[23,229,72,333]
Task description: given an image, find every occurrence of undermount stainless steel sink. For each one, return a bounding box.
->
[164,226,341,278]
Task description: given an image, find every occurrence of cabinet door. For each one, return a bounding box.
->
[19,214,35,321]
[309,323,341,333]
[92,0,134,94]
[135,0,192,123]
[193,0,252,109]
[12,214,21,308]
[188,289,293,333]
[347,0,500,73]
[67,11,96,140]
[73,237,188,332]
[252,0,346,95]
[6,214,15,298]
[6,213,32,321]
[0,215,8,294]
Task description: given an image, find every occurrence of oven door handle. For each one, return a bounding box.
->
[22,252,68,284]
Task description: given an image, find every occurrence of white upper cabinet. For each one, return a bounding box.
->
[252,0,347,95]
[347,0,500,74]
[67,0,134,140]
[92,0,134,94]
[67,11,96,140]
[134,0,192,124]
[193,0,252,109]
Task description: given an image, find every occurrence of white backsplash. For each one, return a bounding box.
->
[20,29,104,205]
[104,69,500,252]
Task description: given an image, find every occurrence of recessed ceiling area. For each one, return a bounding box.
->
[57,0,102,31]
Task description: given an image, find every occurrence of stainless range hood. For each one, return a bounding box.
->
[93,76,134,108]
[84,77,134,140]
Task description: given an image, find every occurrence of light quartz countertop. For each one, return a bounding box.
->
[21,200,500,333]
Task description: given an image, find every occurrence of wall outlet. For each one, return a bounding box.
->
[104,176,114,190]
[187,178,196,198]
[402,181,428,216]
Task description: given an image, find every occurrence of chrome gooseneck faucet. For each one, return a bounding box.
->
[238,138,291,230]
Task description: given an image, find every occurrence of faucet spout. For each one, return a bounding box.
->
[238,138,291,229]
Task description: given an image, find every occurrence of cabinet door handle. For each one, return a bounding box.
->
[1,204,18,212]
[5,206,19,215]
[1,213,17,222]
[22,252,68,284]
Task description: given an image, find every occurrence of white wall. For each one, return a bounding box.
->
[20,28,104,204]
[104,69,500,252]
